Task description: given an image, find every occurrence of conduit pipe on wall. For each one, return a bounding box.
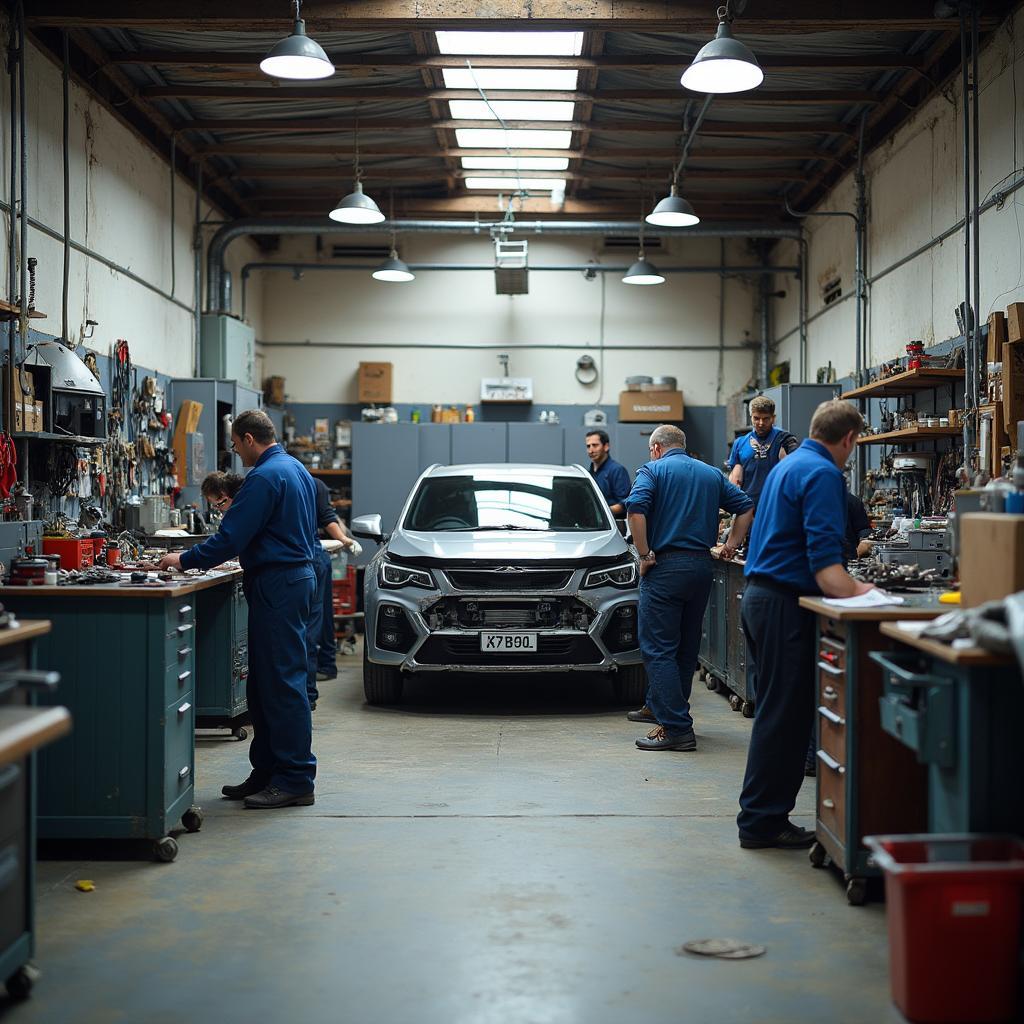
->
[207,218,802,314]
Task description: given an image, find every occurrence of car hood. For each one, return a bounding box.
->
[386,528,629,566]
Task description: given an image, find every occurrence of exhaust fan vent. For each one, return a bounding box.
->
[330,244,392,260]
[601,235,664,252]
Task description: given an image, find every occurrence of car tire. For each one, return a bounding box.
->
[363,644,405,705]
[612,663,647,706]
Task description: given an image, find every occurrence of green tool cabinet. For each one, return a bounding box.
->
[0,571,240,862]
[698,556,753,715]
[195,577,249,739]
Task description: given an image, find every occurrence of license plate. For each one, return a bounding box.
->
[480,632,538,652]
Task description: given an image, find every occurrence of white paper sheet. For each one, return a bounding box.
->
[822,589,905,609]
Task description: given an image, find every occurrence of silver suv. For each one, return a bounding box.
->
[352,463,645,705]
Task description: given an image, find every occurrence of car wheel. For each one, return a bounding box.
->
[612,663,647,706]
[363,644,405,705]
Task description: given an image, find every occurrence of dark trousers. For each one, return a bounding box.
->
[245,563,317,794]
[737,581,816,838]
[306,547,335,701]
[637,551,714,735]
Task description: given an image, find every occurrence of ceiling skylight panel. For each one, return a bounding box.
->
[435,31,584,56]
[449,100,576,122]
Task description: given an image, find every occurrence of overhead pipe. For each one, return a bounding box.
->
[6,18,17,434]
[207,218,802,313]
[971,3,982,475]
[961,6,975,470]
[17,0,27,363]
[238,258,801,320]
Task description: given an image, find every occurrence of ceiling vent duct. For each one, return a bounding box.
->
[494,239,529,295]
[330,244,392,260]
[601,234,664,252]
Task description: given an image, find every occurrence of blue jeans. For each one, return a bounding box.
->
[638,551,714,735]
[244,563,317,794]
[306,547,335,701]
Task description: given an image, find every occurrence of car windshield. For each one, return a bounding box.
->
[404,473,609,532]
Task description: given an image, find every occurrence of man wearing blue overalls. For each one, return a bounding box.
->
[727,395,798,508]
[160,410,319,809]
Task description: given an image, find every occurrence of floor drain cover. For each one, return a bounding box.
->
[679,939,766,960]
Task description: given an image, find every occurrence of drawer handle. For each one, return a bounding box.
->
[818,706,845,726]
[177,702,192,716]
[176,624,193,635]
[816,750,846,774]
[820,651,839,664]
[177,670,192,684]
[178,605,193,617]
[822,798,836,810]
[0,763,20,793]
[823,685,839,702]
[817,660,843,676]
[178,765,190,780]
[178,647,193,659]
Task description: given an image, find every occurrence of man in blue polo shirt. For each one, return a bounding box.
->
[728,395,798,507]
[159,410,319,810]
[625,424,754,750]
[737,400,874,849]
[586,429,631,515]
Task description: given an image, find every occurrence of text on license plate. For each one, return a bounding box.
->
[480,632,538,652]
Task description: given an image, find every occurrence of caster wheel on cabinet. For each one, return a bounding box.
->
[741,700,755,718]
[704,675,717,690]
[5,965,37,1000]
[846,877,868,906]
[728,693,743,712]
[182,806,204,833]
[154,836,179,863]
[233,727,248,741]
[808,841,828,869]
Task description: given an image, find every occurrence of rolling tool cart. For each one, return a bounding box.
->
[195,578,249,740]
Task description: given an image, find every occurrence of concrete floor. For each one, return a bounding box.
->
[12,646,901,1024]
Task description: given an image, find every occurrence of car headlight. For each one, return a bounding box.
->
[379,561,435,590]
[583,561,637,589]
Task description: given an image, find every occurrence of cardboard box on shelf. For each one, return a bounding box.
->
[263,375,286,406]
[13,400,43,432]
[172,399,203,487]
[618,390,684,423]
[959,513,1024,607]
[358,362,393,404]
[3,365,35,403]
[987,312,1008,364]
[1003,340,1024,434]
[1007,302,1024,343]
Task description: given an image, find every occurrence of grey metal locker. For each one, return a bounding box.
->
[351,422,421,566]
[613,424,656,480]
[507,423,565,465]
[563,427,601,470]
[169,378,241,507]
[417,424,452,471]
[760,384,840,442]
[451,423,507,464]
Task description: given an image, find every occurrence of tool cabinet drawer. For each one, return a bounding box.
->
[165,598,195,630]
[821,619,847,643]
[164,692,195,807]
[0,837,26,951]
[818,635,846,671]
[165,623,196,667]
[0,762,25,843]
[816,750,846,845]
[817,704,847,765]
[817,659,845,709]
[164,655,195,706]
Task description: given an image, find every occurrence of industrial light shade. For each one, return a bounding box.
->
[260,19,334,80]
[622,257,665,286]
[372,251,415,283]
[646,186,700,228]
[680,19,763,94]
[329,181,386,224]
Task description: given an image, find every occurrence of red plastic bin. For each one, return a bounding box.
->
[864,833,1024,1023]
[332,567,357,616]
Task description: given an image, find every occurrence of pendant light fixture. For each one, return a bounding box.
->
[646,184,699,228]
[260,0,334,81]
[680,4,763,95]
[329,119,385,225]
[373,205,415,282]
[624,203,665,286]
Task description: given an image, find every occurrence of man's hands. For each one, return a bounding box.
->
[720,543,737,561]
[638,552,657,577]
[158,552,183,572]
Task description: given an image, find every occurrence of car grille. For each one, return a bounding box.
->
[425,597,594,631]
[445,568,574,591]
[415,634,603,666]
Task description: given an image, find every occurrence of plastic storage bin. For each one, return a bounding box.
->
[864,834,1024,1023]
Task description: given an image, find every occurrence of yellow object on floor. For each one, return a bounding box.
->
[939,592,962,604]
[74,880,95,893]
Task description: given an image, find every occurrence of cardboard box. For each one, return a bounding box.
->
[1008,302,1024,343]
[3,365,35,402]
[1003,340,1024,434]
[13,400,43,432]
[978,402,1007,479]
[618,390,684,423]
[959,512,1024,607]
[987,312,1008,364]
[173,399,203,487]
[358,362,393,404]
[263,375,286,406]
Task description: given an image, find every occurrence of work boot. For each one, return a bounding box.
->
[635,725,697,751]
[244,786,315,809]
[221,773,267,800]
[626,705,656,723]
[739,824,816,850]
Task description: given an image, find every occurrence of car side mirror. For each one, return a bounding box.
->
[351,514,384,543]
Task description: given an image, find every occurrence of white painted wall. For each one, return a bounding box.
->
[0,26,263,378]
[257,233,769,406]
[774,6,1024,382]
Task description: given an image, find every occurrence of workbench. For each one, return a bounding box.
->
[0,569,242,862]
[874,623,1024,833]
[798,594,944,904]
[698,553,753,715]
[0,620,70,1002]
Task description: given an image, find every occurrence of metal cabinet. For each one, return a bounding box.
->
[195,578,249,739]
[451,422,507,463]
[417,423,452,471]
[507,423,564,465]
[2,588,209,862]
[697,559,752,714]
[760,384,839,440]
[613,424,656,478]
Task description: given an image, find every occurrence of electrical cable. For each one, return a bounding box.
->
[62,30,70,344]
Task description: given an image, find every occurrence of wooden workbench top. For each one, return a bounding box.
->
[0,620,51,646]
[0,567,243,599]
[879,622,1017,666]
[799,593,945,621]
[0,705,71,766]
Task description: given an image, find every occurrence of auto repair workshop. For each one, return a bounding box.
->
[1,1,1024,1022]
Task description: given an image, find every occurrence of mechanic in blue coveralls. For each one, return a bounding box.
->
[160,409,319,810]
[586,429,631,515]
[727,395,799,507]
